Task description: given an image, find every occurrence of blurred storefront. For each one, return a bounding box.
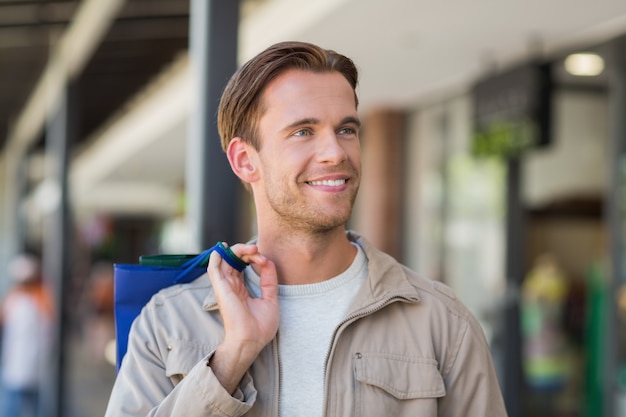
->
[378,35,623,417]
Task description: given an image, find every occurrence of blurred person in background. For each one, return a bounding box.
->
[521,253,572,416]
[0,253,55,417]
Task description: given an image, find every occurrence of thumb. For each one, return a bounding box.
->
[258,260,278,303]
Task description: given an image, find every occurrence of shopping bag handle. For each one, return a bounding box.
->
[174,242,248,283]
[173,247,213,284]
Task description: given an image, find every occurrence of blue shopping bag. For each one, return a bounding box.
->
[113,250,211,371]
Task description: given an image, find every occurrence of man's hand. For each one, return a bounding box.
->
[207,243,279,394]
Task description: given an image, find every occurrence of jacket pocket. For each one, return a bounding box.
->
[353,352,445,417]
[164,340,214,383]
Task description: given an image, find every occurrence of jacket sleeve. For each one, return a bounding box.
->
[437,313,509,417]
[104,304,257,417]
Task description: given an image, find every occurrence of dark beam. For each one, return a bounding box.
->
[187,0,242,249]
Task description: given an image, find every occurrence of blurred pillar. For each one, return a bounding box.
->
[42,80,75,417]
[4,152,28,245]
[502,156,525,417]
[2,141,32,294]
[187,0,242,250]
[353,109,406,260]
[605,34,626,417]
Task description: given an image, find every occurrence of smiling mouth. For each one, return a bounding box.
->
[307,179,347,186]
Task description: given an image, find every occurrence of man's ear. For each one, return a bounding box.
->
[226,137,259,183]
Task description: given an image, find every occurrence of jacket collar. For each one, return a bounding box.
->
[346,231,420,314]
[202,230,421,310]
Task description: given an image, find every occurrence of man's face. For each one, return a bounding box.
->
[251,69,361,234]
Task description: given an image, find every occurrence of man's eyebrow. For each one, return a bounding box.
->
[341,116,361,128]
[282,116,361,131]
[283,118,320,131]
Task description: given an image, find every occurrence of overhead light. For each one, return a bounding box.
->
[564,53,605,76]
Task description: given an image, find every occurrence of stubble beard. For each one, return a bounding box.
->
[266,180,359,235]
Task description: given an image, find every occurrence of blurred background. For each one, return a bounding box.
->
[1,0,626,416]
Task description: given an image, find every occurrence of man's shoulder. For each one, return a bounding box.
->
[400,266,471,318]
[147,273,214,308]
[350,231,472,319]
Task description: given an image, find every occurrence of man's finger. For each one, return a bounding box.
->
[258,260,279,303]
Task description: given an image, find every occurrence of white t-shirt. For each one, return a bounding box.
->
[245,244,367,417]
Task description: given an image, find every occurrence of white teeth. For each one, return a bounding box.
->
[308,179,346,186]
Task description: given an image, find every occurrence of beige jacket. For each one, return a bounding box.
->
[105,232,508,416]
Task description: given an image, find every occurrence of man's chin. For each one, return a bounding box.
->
[308,211,352,233]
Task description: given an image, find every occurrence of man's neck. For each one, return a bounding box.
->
[255,227,357,285]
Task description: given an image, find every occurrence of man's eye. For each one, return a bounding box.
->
[338,127,357,135]
[293,129,311,137]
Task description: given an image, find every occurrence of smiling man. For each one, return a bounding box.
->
[106,41,508,417]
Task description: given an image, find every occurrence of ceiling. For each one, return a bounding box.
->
[0,0,189,150]
[3,0,626,218]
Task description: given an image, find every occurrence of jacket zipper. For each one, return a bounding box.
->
[274,332,281,417]
[321,293,416,416]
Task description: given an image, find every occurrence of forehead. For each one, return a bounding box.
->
[260,69,357,114]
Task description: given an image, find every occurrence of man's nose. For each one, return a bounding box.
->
[317,130,347,164]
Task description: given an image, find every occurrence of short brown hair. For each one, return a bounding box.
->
[217,41,359,151]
